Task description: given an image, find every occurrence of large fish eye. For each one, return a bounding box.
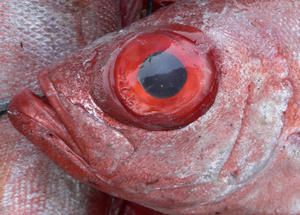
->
[96,25,219,130]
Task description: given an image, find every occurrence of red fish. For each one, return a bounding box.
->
[0,0,163,214]
[8,0,300,214]
[0,0,145,111]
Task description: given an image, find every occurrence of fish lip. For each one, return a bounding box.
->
[8,72,81,155]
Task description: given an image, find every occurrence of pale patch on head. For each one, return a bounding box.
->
[290,197,300,214]
[293,52,300,66]
[257,82,292,124]
[173,15,184,23]
[286,131,300,162]
[240,58,263,81]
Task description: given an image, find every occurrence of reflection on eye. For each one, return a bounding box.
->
[138,51,187,99]
[104,25,219,130]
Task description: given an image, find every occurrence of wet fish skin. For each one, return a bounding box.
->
[0,115,161,214]
[0,0,122,104]
[0,115,115,214]
[8,0,300,214]
[0,0,163,214]
[0,1,122,213]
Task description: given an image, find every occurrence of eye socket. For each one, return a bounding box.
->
[95,25,219,130]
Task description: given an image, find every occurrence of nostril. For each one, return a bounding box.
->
[47,132,55,138]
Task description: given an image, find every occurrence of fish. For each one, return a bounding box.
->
[8,0,300,214]
[0,114,165,214]
[0,118,113,215]
[0,0,164,214]
[0,0,145,112]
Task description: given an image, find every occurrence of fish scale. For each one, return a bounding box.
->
[0,0,121,106]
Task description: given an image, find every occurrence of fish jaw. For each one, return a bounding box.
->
[5,74,158,215]
[8,70,135,188]
[7,88,95,183]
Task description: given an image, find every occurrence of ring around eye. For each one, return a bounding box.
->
[101,25,218,130]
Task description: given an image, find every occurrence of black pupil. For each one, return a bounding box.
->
[138,52,187,99]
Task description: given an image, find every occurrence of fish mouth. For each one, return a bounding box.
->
[8,71,82,156]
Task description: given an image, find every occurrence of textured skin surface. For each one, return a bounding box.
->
[0,115,112,214]
[0,0,162,214]
[0,0,121,106]
[0,114,161,214]
[120,0,143,27]
[8,0,300,214]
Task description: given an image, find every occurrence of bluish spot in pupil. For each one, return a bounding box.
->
[138,52,187,98]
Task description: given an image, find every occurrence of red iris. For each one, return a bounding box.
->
[95,25,218,130]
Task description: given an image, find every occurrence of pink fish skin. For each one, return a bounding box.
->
[0,115,114,214]
[0,0,122,108]
[0,0,162,214]
[8,0,300,214]
[0,115,160,214]
[120,0,143,27]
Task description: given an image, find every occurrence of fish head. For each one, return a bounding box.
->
[9,0,299,212]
